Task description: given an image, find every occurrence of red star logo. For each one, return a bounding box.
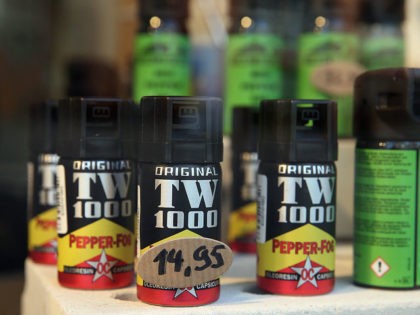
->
[86,249,118,282]
[291,256,323,288]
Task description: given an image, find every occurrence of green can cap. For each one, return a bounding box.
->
[258,99,337,162]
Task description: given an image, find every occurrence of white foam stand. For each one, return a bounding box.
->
[21,244,420,314]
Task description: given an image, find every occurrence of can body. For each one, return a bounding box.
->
[137,162,221,306]
[354,142,420,288]
[228,151,259,253]
[257,162,336,295]
[225,33,283,133]
[57,158,135,289]
[27,153,59,264]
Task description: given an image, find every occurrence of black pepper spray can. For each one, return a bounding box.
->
[56,98,136,289]
[228,107,259,253]
[257,99,337,295]
[353,68,420,288]
[27,100,59,264]
[136,96,223,306]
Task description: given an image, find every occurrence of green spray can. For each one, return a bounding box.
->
[353,68,420,288]
[133,0,191,101]
[224,0,284,134]
[297,0,363,137]
[359,0,405,71]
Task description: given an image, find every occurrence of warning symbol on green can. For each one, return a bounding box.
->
[370,257,390,278]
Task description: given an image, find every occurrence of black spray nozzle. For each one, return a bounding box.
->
[29,100,58,155]
[354,68,420,141]
[232,107,259,153]
[138,96,223,163]
[258,99,337,162]
[361,0,405,24]
[57,98,136,159]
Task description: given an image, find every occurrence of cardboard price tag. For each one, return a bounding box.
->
[137,237,233,288]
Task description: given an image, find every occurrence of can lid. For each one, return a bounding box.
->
[29,100,58,155]
[138,96,223,163]
[232,107,259,153]
[354,68,420,141]
[258,99,337,162]
[57,98,136,159]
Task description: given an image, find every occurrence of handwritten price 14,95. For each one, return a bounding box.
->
[137,238,233,288]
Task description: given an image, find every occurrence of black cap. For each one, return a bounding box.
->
[258,99,337,162]
[57,98,136,159]
[354,68,420,141]
[140,0,189,19]
[29,100,58,156]
[232,107,258,153]
[138,96,223,163]
[360,0,405,24]
[66,59,118,97]
[230,0,282,16]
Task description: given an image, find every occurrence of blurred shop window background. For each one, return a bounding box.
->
[0,0,53,272]
[0,0,228,274]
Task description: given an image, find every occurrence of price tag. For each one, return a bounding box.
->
[311,61,365,96]
[137,237,233,288]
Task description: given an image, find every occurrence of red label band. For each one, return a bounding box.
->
[229,239,256,253]
[29,250,57,265]
[137,282,220,306]
[258,276,334,295]
[257,262,335,296]
[59,251,133,290]
[59,269,133,290]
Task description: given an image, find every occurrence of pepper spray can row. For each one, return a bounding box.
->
[27,101,59,264]
[353,68,420,289]
[56,98,136,289]
[136,96,223,306]
[257,99,337,295]
[228,107,259,253]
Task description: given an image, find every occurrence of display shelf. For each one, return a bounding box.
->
[21,244,420,314]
